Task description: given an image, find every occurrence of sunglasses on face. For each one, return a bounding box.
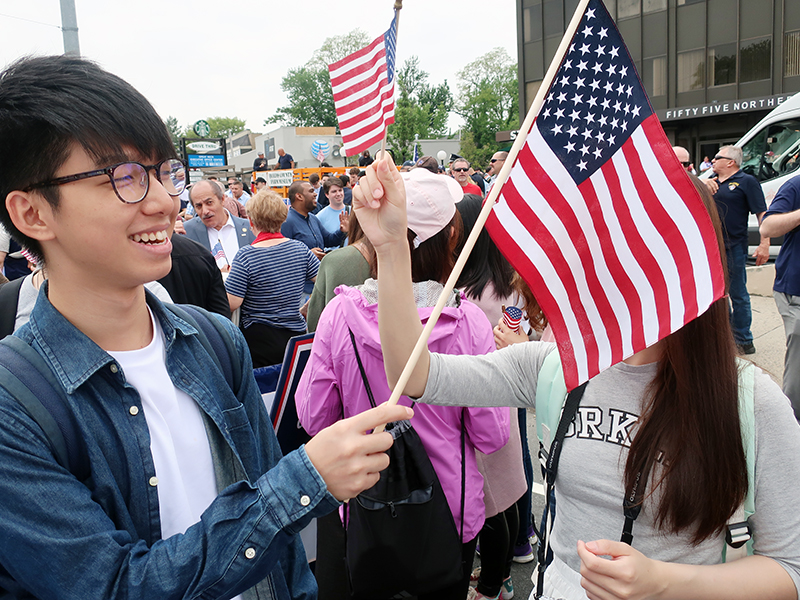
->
[452,168,470,172]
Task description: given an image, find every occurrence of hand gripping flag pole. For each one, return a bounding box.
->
[373,0,594,428]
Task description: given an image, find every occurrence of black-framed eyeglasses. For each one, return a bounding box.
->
[490,158,500,163]
[712,155,732,162]
[680,161,692,167]
[452,167,470,172]
[24,158,187,204]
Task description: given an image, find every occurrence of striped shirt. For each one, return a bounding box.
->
[225,241,320,331]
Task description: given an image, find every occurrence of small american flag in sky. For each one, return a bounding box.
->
[329,17,397,156]
[486,0,724,390]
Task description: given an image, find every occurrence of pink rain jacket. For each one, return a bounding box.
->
[296,284,510,541]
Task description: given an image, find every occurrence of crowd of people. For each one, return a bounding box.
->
[0,53,798,600]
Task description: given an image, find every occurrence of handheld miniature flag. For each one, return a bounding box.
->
[486,0,725,390]
[329,16,397,156]
[502,306,524,334]
[211,240,228,269]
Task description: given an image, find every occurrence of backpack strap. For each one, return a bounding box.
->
[165,303,241,395]
[0,336,91,482]
[0,304,241,487]
[0,276,25,338]
[535,348,567,453]
[724,359,756,562]
[535,366,587,599]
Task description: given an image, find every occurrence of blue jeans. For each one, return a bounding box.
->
[515,408,534,546]
[726,242,753,346]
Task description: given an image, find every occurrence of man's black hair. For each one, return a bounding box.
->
[0,55,177,259]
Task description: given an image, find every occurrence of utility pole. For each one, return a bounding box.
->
[59,0,80,56]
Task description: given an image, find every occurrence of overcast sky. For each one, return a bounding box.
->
[0,1,517,134]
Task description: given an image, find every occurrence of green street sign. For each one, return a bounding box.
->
[193,120,211,137]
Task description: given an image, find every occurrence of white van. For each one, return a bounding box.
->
[701,92,800,257]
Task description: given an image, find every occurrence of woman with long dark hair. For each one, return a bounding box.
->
[353,154,800,600]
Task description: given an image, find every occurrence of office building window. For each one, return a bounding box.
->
[643,0,666,13]
[618,0,640,19]
[708,43,737,86]
[523,6,542,43]
[543,0,563,34]
[740,37,771,82]
[677,49,705,92]
[787,31,800,77]
[644,56,668,96]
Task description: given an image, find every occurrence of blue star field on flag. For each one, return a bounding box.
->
[384,17,397,85]
[536,0,651,185]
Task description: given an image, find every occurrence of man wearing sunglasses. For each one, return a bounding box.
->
[710,145,769,355]
[450,157,483,197]
[0,55,410,600]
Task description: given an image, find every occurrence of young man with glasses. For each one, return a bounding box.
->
[709,145,770,354]
[0,55,410,600]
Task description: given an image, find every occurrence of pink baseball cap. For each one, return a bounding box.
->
[402,167,463,244]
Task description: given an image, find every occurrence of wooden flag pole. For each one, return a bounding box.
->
[375,0,592,422]
[379,0,402,158]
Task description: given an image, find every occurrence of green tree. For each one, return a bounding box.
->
[164,115,183,153]
[455,48,519,168]
[268,30,370,129]
[387,56,453,163]
[269,67,338,127]
[184,116,246,139]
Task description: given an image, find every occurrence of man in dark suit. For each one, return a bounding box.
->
[184,180,255,271]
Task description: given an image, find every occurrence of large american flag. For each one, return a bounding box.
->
[486,0,725,390]
[329,17,397,156]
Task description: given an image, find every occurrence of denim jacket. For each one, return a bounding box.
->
[0,289,338,599]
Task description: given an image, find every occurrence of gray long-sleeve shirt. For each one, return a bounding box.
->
[419,341,800,595]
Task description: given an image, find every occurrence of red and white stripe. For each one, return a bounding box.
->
[329,33,395,156]
[487,115,724,389]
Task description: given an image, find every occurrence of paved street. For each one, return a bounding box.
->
[481,265,787,600]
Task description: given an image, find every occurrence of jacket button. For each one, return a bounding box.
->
[129,406,139,416]
[149,476,158,487]
[300,495,311,506]
[244,547,256,559]
[110,364,119,374]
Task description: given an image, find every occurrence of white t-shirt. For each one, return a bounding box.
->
[108,308,217,539]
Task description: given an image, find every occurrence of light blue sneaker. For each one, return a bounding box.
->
[501,577,514,600]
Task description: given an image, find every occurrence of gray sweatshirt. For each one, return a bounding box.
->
[419,341,800,595]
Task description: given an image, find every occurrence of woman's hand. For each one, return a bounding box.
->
[352,151,407,252]
[577,539,667,600]
[494,318,529,349]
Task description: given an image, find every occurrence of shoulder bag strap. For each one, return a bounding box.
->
[348,327,377,409]
[460,408,465,543]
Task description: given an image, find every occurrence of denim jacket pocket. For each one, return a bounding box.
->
[223,404,251,432]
